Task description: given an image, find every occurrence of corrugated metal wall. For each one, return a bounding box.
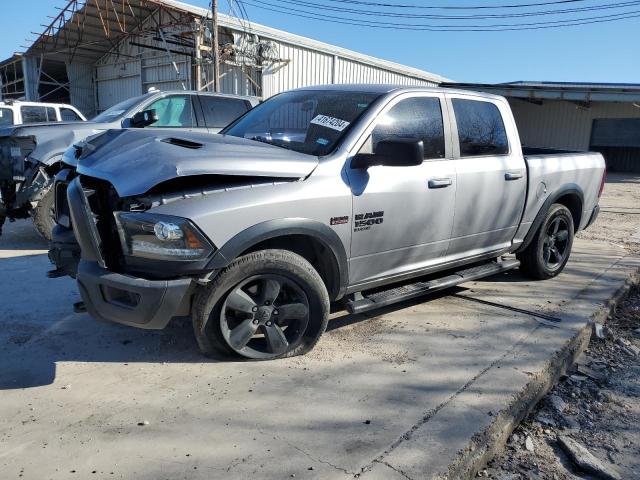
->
[261,41,437,99]
[508,98,640,151]
[66,62,95,117]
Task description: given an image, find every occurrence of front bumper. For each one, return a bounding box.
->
[77,260,194,329]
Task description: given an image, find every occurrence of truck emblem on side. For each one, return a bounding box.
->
[354,211,384,231]
[330,216,349,226]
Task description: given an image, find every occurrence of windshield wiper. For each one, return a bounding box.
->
[249,136,293,150]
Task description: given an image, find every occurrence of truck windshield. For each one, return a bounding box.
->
[0,107,14,126]
[92,95,148,123]
[222,90,381,156]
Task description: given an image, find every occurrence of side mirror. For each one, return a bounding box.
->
[130,109,158,128]
[351,139,424,169]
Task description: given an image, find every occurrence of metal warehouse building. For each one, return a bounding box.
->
[449,81,640,173]
[0,0,447,117]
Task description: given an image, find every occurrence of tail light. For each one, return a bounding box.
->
[597,166,607,198]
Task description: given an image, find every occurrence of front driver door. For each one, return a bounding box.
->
[347,94,457,287]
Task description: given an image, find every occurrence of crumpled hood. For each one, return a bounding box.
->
[76,129,319,197]
[0,122,106,164]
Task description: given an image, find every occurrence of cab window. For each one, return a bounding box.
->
[145,95,196,128]
[0,108,14,126]
[200,96,251,128]
[60,107,83,122]
[452,99,509,157]
[20,106,49,124]
[361,97,445,159]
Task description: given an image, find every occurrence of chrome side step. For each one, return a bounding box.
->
[345,259,520,314]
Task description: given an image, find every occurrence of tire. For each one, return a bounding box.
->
[31,184,56,241]
[517,203,575,280]
[192,249,330,360]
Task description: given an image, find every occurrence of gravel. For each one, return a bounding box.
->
[484,285,640,479]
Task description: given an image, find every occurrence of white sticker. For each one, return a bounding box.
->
[310,115,350,132]
[10,147,22,158]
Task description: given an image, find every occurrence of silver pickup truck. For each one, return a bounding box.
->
[51,84,605,360]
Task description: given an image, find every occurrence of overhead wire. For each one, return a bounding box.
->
[239,0,640,31]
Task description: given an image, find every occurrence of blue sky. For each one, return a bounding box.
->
[1,0,637,84]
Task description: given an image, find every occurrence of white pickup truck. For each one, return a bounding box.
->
[52,84,606,359]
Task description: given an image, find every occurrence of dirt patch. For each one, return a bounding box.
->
[482,286,640,479]
[578,173,640,255]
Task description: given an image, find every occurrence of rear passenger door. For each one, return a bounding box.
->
[445,94,526,261]
[197,95,252,133]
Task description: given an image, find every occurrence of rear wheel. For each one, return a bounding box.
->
[192,249,329,360]
[517,203,574,280]
[31,184,56,241]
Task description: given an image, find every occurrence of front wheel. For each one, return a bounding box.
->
[192,249,329,360]
[517,203,574,280]
[31,184,56,241]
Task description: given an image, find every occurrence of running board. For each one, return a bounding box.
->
[345,259,520,315]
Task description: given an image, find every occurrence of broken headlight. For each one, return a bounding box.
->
[114,212,214,261]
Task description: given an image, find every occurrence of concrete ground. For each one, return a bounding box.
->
[0,174,639,480]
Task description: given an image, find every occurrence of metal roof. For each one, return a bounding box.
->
[443,81,640,103]
[21,0,448,84]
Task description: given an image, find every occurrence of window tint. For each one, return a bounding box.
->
[370,97,445,159]
[200,96,250,128]
[20,106,48,124]
[146,95,195,128]
[452,99,509,157]
[0,108,14,126]
[60,108,83,121]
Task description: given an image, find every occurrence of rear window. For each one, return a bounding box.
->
[200,96,251,128]
[0,108,14,126]
[452,99,509,157]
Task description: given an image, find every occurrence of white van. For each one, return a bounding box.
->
[0,101,86,127]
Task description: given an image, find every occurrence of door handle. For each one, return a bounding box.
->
[505,172,523,181]
[428,178,453,189]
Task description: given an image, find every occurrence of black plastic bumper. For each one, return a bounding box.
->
[76,260,194,329]
[585,205,600,229]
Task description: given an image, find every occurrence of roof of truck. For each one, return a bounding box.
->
[291,83,506,101]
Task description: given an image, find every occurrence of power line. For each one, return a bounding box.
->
[270,0,640,19]
[308,0,596,9]
[240,0,640,30]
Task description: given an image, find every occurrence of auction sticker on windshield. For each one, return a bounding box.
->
[310,115,350,132]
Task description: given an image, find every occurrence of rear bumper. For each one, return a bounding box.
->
[76,260,194,329]
[584,204,600,230]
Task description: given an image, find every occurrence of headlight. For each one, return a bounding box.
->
[114,212,214,261]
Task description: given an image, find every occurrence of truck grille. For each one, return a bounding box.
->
[78,176,124,271]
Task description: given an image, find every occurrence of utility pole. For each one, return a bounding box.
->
[212,0,221,92]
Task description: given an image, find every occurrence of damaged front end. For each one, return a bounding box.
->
[0,134,41,234]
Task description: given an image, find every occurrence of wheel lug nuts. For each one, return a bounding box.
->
[251,306,258,312]
[266,321,272,326]
[273,309,279,315]
[252,319,259,325]
[264,301,270,305]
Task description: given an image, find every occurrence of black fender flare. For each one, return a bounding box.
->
[515,183,584,253]
[206,218,349,299]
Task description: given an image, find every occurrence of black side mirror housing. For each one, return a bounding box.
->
[351,139,424,169]
[130,109,159,128]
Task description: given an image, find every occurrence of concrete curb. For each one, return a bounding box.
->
[442,259,640,480]
[359,255,640,480]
